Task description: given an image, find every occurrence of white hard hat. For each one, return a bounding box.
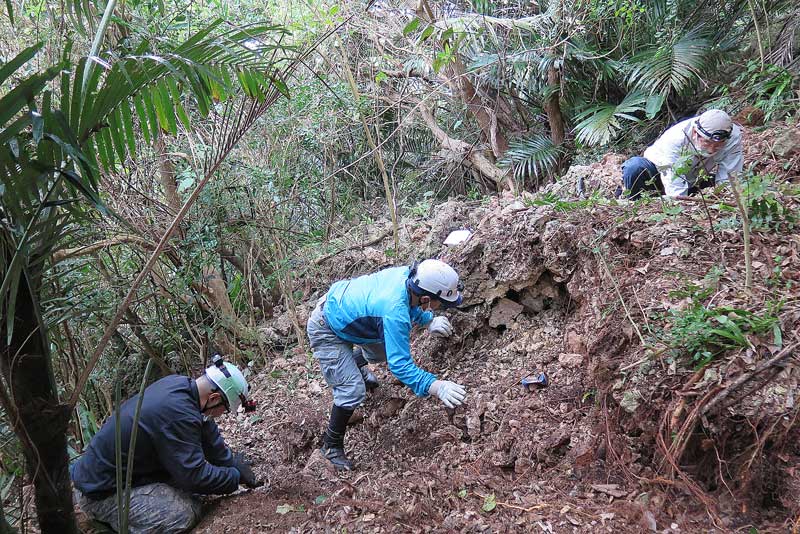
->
[204,355,250,412]
[407,259,463,307]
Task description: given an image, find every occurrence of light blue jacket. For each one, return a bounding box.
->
[324,266,436,396]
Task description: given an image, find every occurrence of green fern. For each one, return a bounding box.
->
[499,134,561,182]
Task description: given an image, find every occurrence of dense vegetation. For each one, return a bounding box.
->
[0,0,797,530]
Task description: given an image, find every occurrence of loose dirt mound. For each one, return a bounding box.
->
[196,123,800,533]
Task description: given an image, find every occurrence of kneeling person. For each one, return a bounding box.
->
[620,109,743,199]
[307,259,466,471]
[71,356,260,533]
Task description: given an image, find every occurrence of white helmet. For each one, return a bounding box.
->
[204,355,253,413]
[407,259,463,307]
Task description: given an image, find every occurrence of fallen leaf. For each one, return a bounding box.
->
[600,512,615,524]
[276,504,293,515]
[591,484,627,498]
[482,493,497,512]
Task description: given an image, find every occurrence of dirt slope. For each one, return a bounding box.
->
[196,123,800,533]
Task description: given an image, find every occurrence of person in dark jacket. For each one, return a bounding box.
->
[71,356,259,533]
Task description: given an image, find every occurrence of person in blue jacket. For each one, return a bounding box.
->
[71,356,260,533]
[307,259,467,471]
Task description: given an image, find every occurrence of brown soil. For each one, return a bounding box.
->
[195,121,800,534]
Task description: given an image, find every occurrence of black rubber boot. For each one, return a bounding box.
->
[322,405,354,471]
[353,347,379,390]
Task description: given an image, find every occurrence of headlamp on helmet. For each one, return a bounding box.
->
[204,354,254,413]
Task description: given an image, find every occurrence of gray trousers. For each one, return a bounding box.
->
[74,483,202,534]
[307,298,386,409]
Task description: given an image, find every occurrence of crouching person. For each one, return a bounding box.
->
[71,356,261,533]
[307,259,467,471]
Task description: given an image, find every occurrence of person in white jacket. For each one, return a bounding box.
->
[618,109,744,199]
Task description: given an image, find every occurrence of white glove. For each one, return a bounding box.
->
[428,316,453,337]
[428,380,466,409]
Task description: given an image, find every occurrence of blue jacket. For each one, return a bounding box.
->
[71,375,240,499]
[324,266,436,396]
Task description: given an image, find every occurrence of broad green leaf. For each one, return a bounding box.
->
[94,128,110,170]
[418,25,435,43]
[100,126,115,170]
[119,101,136,157]
[141,88,161,139]
[482,493,496,512]
[0,65,61,130]
[402,18,420,35]
[133,94,151,145]
[0,43,42,85]
[269,74,289,99]
[167,78,191,130]
[645,94,664,119]
[773,324,782,348]
[3,0,14,24]
[157,81,177,135]
[108,107,127,163]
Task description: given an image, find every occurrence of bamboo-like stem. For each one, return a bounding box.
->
[121,359,153,532]
[81,0,118,97]
[746,0,766,71]
[728,172,753,295]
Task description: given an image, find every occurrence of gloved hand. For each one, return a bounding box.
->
[232,452,262,488]
[428,316,453,337]
[428,380,466,408]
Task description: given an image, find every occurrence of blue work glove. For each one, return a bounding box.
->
[428,316,453,337]
[428,380,466,408]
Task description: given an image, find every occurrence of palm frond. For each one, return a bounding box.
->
[69,21,293,172]
[499,134,561,182]
[627,28,713,97]
[573,91,649,146]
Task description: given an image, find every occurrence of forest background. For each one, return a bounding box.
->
[0,0,798,531]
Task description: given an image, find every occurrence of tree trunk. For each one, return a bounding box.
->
[0,270,77,534]
[544,63,566,146]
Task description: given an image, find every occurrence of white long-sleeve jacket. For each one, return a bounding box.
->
[643,117,744,196]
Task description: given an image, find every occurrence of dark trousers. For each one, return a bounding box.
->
[618,157,662,200]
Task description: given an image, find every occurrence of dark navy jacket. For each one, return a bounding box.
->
[324,266,436,396]
[70,375,240,499]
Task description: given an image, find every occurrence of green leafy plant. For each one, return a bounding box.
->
[742,173,797,232]
[525,191,608,212]
[665,304,780,367]
[499,134,562,183]
[573,92,652,146]
[627,27,713,98]
[733,61,797,121]
[648,202,684,222]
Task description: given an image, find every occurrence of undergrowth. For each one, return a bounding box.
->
[664,303,782,368]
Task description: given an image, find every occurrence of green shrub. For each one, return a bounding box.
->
[666,303,781,368]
